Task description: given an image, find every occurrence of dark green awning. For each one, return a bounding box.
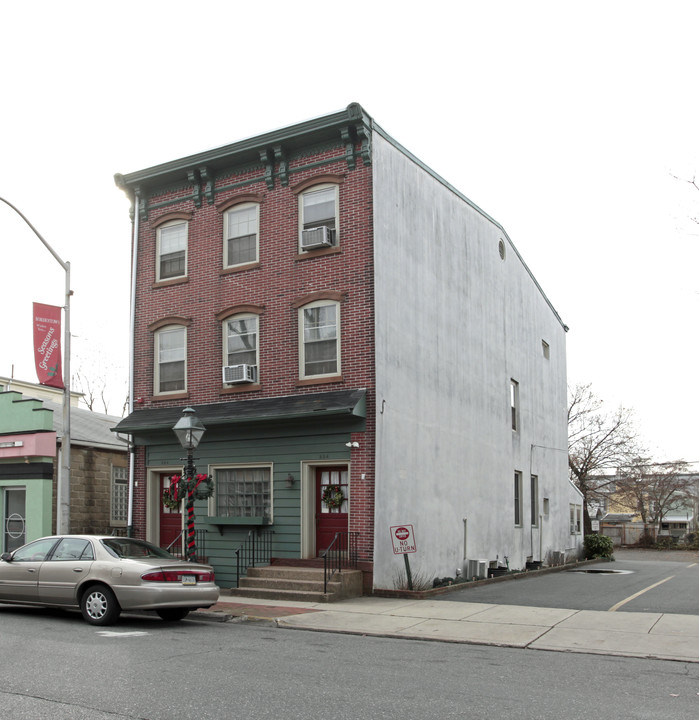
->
[112,388,366,434]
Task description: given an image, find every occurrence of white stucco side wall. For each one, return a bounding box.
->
[371,130,576,590]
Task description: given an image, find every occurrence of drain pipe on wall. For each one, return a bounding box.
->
[126,190,140,537]
[462,517,468,574]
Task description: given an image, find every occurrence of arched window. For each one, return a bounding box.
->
[222,313,259,384]
[154,325,186,394]
[223,202,259,268]
[298,183,339,251]
[299,300,340,378]
[156,219,188,281]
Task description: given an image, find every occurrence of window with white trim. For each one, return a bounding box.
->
[157,220,188,281]
[155,325,186,394]
[514,471,523,526]
[223,314,258,380]
[570,504,582,534]
[510,379,519,431]
[224,203,259,267]
[530,474,538,527]
[299,184,338,249]
[300,301,339,378]
[111,466,128,526]
[211,465,272,520]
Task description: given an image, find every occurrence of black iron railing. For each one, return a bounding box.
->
[322,532,359,593]
[166,529,207,563]
[235,529,274,588]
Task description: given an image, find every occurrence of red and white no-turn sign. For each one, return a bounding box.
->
[390,525,416,554]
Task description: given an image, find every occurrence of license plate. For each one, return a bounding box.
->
[181,575,196,585]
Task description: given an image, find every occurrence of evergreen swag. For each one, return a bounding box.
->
[321,484,344,509]
[162,473,214,510]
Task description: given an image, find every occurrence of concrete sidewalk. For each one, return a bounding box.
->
[197,594,699,663]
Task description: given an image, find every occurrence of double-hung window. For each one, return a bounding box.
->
[530,474,538,527]
[155,325,186,394]
[510,379,519,431]
[212,465,272,520]
[224,314,258,382]
[299,184,338,250]
[514,471,523,527]
[570,504,582,534]
[224,203,259,267]
[300,301,339,378]
[157,220,188,281]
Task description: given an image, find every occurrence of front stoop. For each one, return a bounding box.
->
[225,566,363,603]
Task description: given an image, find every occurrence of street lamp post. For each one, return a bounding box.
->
[173,407,206,562]
[0,196,72,534]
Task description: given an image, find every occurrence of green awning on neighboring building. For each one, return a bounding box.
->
[112,388,367,434]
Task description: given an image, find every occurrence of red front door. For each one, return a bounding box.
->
[316,467,349,554]
[159,473,182,550]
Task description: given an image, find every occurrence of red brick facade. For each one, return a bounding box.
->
[127,133,377,562]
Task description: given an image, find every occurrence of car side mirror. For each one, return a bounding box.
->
[1,552,12,562]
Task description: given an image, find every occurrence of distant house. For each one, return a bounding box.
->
[0,378,128,550]
[593,470,698,545]
[113,103,582,591]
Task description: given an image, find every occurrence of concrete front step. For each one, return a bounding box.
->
[225,565,363,603]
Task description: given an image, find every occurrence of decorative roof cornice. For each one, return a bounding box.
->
[114,103,373,199]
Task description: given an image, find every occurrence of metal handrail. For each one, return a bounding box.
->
[165,529,207,563]
[234,528,274,587]
[322,532,359,593]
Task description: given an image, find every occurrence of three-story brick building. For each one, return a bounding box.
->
[114,104,582,590]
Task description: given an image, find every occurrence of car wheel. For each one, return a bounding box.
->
[156,608,190,622]
[80,585,121,626]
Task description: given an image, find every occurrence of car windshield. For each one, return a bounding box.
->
[101,538,175,560]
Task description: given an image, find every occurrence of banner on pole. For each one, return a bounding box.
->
[33,302,64,388]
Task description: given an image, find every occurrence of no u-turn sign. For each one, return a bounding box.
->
[390,524,417,554]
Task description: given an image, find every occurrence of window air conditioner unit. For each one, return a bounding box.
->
[301,225,333,250]
[222,364,256,384]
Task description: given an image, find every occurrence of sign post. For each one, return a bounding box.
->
[390,524,417,590]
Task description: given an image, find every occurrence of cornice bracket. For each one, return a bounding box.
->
[273,145,288,187]
[200,165,215,205]
[340,126,356,170]
[259,148,274,189]
[187,169,202,208]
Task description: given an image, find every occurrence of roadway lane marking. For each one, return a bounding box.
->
[607,575,675,612]
[96,630,149,637]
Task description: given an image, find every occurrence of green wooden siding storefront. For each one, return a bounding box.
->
[117,390,367,588]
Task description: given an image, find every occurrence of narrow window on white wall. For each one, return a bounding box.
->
[514,471,523,526]
[530,475,538,527]
[510,380,519,431]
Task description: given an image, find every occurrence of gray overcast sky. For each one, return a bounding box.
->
[1,1,697,460]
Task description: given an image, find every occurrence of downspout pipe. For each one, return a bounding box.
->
[127,190,140,536]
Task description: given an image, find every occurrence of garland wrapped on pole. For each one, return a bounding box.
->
[170,407,212,562]
[162,472,214,560]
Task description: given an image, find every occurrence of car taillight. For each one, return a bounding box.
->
[141,570,214,582]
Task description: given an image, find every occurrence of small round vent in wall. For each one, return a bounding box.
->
[498,239,506,260]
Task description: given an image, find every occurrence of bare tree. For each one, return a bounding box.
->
[568,383,643,533]
[613,459,696,536]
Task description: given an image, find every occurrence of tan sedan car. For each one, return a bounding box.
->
[0,535,219,625]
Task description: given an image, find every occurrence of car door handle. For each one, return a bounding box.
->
[72,568,84,573]
[27,568,36,573]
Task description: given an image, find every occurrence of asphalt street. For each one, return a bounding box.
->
[1,606,698,719]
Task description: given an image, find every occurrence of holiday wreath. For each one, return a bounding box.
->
[162,473,214,510]
[321,484,345,509]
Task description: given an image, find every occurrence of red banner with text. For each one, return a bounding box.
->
[33,302,64,389]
